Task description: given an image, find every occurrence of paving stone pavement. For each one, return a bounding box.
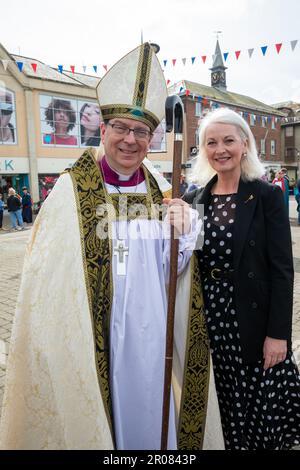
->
[0,200,299,447]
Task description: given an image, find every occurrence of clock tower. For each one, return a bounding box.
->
[210,40,227,91]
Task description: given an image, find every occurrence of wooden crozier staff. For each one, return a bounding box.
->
[161,95,184,450]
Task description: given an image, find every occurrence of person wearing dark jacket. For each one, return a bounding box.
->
[184,107,300,450]
[21,186,33,223]
[7,188,24,231]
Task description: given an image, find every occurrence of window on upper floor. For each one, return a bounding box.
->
[285,126,294,137]
[260,139,266,155]
[250,114,256,126]
[195,102,202,117]
[0,87,17,145]
[149,119,167,152]
[270,140,276,155]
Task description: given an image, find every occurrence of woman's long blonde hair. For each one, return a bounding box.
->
[191,107,265,186]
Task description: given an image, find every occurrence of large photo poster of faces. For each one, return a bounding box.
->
[149,119,166,153]
[0,87,17,145]
[40,95,101,147]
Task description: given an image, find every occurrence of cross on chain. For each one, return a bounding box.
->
[114,239,129,276]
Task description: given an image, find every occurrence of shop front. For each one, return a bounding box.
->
[0,157,30,203]
[149,160,173,183]
[37,157,77,201]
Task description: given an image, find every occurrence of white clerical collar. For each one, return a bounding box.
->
[117,173,132,181]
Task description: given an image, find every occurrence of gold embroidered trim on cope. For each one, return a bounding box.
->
[69,148,115,441]
[177,255,210,450]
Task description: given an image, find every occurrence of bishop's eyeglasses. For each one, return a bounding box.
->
[107,122,152,141]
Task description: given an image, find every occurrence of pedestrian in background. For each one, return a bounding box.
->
[185,107,300,450]
[0,193,4,230]
[179,174,188,197]
[21,186,33,224]
[281,167,290,216]
[7,188,24,231]
[295,178,300,226]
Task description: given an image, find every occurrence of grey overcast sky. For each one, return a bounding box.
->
[1,0,300,105]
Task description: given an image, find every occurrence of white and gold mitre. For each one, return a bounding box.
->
[96,42,167,132]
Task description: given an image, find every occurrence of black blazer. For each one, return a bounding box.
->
[184,176,294,363]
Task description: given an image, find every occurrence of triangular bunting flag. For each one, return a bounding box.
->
[201,56,207,64]
[275,43,282,54]
[2,59,9,71]
[70,65,75,74]
[185,89,190,96]
[172,59,176,66]
[163,59,167,67]
[191,57,196,65]
[16,61,23,72]
[82,65,87,73]
[166,79,170,85]
[261,46,268,56]
[291,40,298,51]
[179,87,184,93]
[248,48,254,58]
[31,63,37,72]
[223,52,229,62]
[182,58,186,66]
[93,65,98,73]
[58,65,63,73]
[235,51,241,60]
[103,65,108,72]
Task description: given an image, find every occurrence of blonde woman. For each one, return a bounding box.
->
[184,107,299,450]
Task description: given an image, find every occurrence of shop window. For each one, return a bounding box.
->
[39,175,59,201]
[148,119,167,153]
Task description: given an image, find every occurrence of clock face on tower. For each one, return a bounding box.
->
[212,70,226,86]
[212,72,219,83]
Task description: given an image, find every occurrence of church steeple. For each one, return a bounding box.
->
[210,40,227,90]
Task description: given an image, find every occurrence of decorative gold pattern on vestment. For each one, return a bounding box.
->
[177,255,210,450]
[133,42,152,109]
[69,148,115,440]
[100,105,159,132]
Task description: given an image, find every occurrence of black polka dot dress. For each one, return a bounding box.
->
[197,194,300,450]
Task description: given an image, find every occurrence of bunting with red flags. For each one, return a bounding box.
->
[5,36,299,79]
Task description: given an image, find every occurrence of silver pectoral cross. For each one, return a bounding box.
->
[114,239,129,276]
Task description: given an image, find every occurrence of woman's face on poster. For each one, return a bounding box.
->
[80,104,100,132]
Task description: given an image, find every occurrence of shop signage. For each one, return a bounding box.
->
[0,157,29,174]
